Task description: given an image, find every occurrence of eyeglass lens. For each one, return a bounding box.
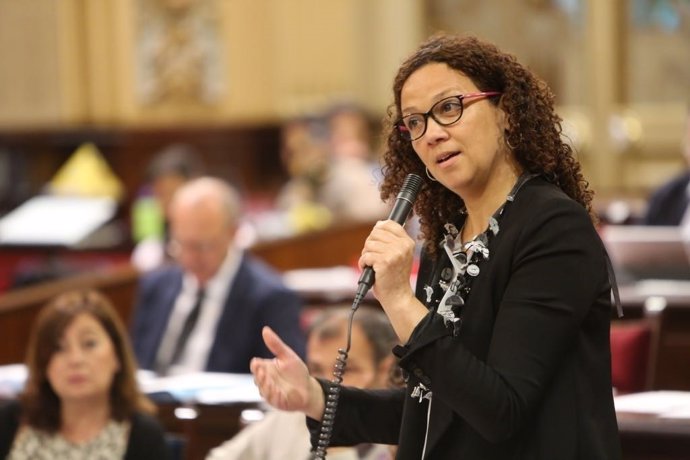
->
[399,96,464,141]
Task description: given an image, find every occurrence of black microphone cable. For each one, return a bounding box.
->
[311,173,423,460]
[310,297,357,460]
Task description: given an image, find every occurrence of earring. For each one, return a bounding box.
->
[505,132,517,150]
[425,167,438,182]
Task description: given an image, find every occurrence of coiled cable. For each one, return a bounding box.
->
[310,289,364,459]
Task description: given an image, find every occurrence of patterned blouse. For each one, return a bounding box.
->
[426,173,537,336]
[8,420,129,460]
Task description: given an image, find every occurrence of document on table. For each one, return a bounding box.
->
[614,391,690,419]
[137,371,263,404]
[0,365,263,405]
[0,195,116,246]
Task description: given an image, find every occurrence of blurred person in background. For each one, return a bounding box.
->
[318,103,390,223]
[274,105,389,234]
[130,177,306,376]
[206,306,398,460]
[0,289,170,459]
[131,143,205,272]
[641,107,690,226]
[273,114,333,233]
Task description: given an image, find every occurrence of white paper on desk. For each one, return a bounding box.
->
[0,364,27,398]
[633,279,690,298]
[283,266,361,298]
[659,406,690,419]
[614,391,690,415]
[0,195,116,246]
[195,384,263,405]
[138,372,262,404]
[283,266,418,300]
[0,366,263,404]
[283,266,360,290]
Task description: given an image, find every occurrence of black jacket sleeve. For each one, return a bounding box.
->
[125,412,172,460]
[0,400,20,459]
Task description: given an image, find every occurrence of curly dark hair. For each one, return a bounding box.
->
[20,289,155,433]
[379,34,594,257]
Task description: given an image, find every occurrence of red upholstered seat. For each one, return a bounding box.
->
[610,321,653,394]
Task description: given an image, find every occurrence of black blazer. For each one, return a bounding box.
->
[0,400,171,459]
[310,178,621,459]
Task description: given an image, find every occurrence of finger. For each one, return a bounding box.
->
[255,370,279,404]
[250,357,272,378]
[358,252,370,271]
[249,357,263,376]
[262,326,299,361]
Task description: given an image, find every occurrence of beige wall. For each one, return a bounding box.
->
[0,0,423,126]
[0,0,687,199]
[0,0,86,125]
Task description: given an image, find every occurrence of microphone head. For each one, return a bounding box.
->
[355,172,424,300]
[397,173,424,203]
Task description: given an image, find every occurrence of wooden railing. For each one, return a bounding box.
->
[249,219,374,271]
[0,263,139,364]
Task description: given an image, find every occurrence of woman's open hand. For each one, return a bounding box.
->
[250,326,325,419]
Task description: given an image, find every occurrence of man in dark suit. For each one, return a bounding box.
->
[130,176,306,375]
[642,109,690,225]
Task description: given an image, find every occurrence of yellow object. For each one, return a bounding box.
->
[48,143,125,200]
[288,202,332,233]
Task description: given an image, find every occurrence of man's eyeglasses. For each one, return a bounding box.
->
[167,238,225,258]
[396,92,501,141]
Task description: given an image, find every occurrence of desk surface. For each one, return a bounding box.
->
[157,401,260,460]
[618,412,690,460]
[618,280,690,308]
[154,394,690,460]
[0,398,680,460]
[615,391,690,460]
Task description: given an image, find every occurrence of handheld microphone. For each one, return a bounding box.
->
[354,173,423,303]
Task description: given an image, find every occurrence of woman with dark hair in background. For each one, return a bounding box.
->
[0,289,170,459]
